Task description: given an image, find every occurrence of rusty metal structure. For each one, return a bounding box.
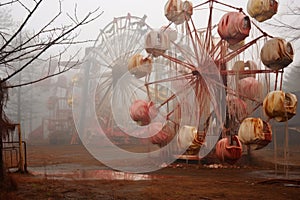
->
[3,124,27,173]
[70,0,296,174]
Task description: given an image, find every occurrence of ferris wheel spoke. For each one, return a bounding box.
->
[110,17,148,61]
[117,21,133,56]
[96,83,113,113]
[121,86,135,105]
[185,21,208,67]
[124,28,146,54]
[98,30,123,61]
[100,79,113,91]
[161,52,195,71]
[91,47,116,68]
[145,73,194,87]
[95,83,113,103]
[124,16,149,53]
[113,34,123,57]
[97,71,112,79]
[127,76,145,88]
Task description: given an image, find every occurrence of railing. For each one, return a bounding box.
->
[2,124,28,173]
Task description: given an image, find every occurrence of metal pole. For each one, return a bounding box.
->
[78,48,92,137]
[17,124,25,173]
[0,136,3,180]
[273,126,278,176]
[22,141,28,173]
[284,121,289,178]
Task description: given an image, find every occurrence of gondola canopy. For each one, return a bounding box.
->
[260,38,294,70]
[247,0,278,22]
[145,30,170,57]
[218,12,251,45]
[263,91,298,122]
[128,54,152,78]
[164,0,193,25]
[238,117,272,150]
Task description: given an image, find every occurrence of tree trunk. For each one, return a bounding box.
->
[0,136,4,181]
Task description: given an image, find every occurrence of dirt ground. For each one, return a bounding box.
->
[1,144,300,200]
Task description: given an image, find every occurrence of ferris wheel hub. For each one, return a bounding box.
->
[192,70,200,76]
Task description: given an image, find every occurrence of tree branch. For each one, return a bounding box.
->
[0,0,18,7]
[0,0,43,52]
[0,2,103,84]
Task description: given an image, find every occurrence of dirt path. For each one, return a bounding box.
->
[2,144,300,200]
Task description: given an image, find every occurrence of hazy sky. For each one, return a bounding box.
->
[10,0,248,39]
[8,0,251,62]
[10,0,294,48]
[10,0,293,29]
[9,0,300,92]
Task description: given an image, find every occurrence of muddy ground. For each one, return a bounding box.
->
[1,144,300,200]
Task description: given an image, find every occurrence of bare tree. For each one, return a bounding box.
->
[0,0,103,181]
[1,0,103,87]
[265,0,300,92]
[266,0,300,42]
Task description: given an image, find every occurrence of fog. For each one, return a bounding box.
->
[3,0,300,168]
[9,0,248,57]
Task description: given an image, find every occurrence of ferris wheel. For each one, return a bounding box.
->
[159,0,296,164]
[72,13,151,142]
[72,0,297,171]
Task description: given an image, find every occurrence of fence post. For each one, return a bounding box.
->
[17,124,25,173]
[0,136,3,180]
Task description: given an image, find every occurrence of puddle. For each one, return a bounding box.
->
[250,170,300,180]
[28,163,105,172]
[28,164,165,181]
